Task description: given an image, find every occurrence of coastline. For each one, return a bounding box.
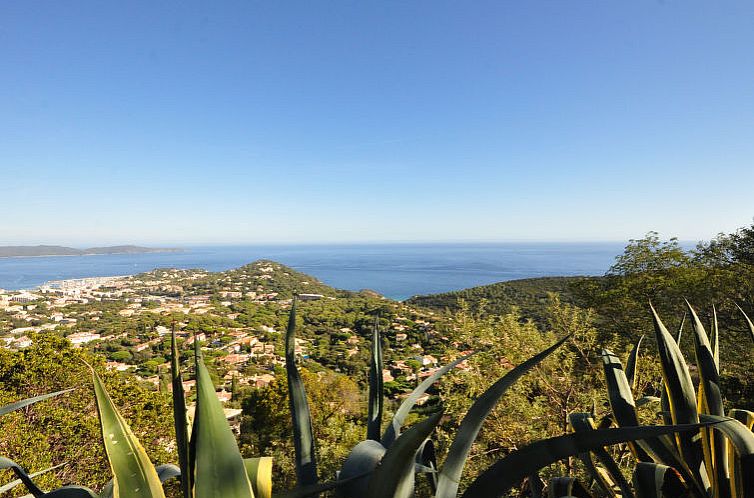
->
[0,249,183,260]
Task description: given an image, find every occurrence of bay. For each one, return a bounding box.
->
[0,243,626,300]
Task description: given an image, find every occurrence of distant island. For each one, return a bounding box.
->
[0,245,182,258]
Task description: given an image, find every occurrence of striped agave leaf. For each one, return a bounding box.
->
[686,302,730,497]
[650,305,708,491]
[434,334,572,498]
[698,414,754,498]
[632,462,685,498]
[601,348,706,497]
[285,299,319,487]
[569,412,633,498]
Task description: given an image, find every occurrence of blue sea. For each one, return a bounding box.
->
[0,243,626,300]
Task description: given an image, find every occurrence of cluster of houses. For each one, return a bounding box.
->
[1,262,462,427]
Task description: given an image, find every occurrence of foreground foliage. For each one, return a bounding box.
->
[1,296,753,497]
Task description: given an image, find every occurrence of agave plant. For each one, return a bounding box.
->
[535,303,754,498]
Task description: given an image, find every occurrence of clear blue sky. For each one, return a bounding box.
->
[2,1,753,245]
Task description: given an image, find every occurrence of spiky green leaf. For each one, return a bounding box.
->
[170,326,192,498]
[285,299,318,487]
[383,352,475,447]
[625,335,643,392]
[367,318,384,442]
[0,389,73,417]
[90,367,165,498]
[365,412,442,498]
[435,334,571,498]
[461,423,712,498]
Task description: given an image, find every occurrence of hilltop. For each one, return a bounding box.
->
[0,245,181,258]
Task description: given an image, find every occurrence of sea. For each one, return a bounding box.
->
[0,243,626,301]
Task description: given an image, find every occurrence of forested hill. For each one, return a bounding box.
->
[405,276,597,322]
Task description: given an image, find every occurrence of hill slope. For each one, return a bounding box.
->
[406,276,598,322]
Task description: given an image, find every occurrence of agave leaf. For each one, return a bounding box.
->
[0,389,73,417]
[569,413,633,498]
[192,345,254,498]
[435,334,571,498]
[676,312,686,345]
[41,486,100,497]
[460,423,713,498]
[244,458,273,498]
[601,349,650,461]
[546,477,592,498]
[383,352,475,447]
[285,299,319,487]
[686,302,729,497]
[0,456,45,496]
[600,349,707,497]
[650,305,707,490]
[0,463,67,495]
[336,440,385,498]
[188,337,201,485]
[729,409,754,430]
[170,327,192,498]
[367,318,384,442]
[100,464,181,498]
[711,306,719,370]
[365,412,443,498]
[155,463,181,483]
[276,474,367,498]
[698,414,754,498]
[415,439,438,492]
[735,303,754,344]
[90,367,165,498]
[632,462,685,498]
[625,335,643,393]
[529,474,544,498]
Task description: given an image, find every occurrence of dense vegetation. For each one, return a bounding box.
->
[2,223,754,497]
[406,276,588,324]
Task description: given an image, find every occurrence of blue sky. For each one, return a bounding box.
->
[2,1,753,245]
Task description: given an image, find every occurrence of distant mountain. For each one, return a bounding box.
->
[0,245,182,258]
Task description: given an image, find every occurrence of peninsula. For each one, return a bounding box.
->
[0,245,182,258]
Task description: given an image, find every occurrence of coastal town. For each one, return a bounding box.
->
[0,261,458,426]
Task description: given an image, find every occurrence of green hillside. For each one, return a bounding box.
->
[406,275,597,323]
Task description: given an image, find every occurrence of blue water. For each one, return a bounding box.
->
[0,243,625,300]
